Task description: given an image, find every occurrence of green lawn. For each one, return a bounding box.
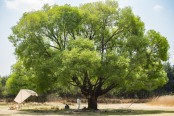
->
[20,109,174,115]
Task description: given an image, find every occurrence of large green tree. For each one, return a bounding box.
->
[9,1,169,109]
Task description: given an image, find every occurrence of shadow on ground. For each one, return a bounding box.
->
[16,109,174,115]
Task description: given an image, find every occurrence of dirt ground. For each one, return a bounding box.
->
[1,102,174,116]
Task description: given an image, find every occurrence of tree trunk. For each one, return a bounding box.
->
[88,95,98,110]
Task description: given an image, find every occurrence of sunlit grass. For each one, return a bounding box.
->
[18,103,174,115]
[0,102,8,110]
[1,100,174,115]
[149,95,174,106]
[20,109,174,115]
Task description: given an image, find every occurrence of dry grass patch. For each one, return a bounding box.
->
[149,95,174,106]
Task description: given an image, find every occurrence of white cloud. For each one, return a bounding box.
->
[5,0,55,12]
[153,4,164,12]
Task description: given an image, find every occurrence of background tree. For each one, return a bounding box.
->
[0,77,4,98]
[162,62,174,93]
[0,76,8,98]
[9,0,169,109]
[5,61,36,95]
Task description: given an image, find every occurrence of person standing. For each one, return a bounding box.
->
[77,98,81,109]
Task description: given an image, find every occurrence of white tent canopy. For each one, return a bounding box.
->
[14,89,38,103]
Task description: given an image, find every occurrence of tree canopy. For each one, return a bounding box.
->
[9,0,169,109]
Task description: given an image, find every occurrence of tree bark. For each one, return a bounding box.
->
[88,95,98,110]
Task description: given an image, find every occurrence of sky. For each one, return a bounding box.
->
[0,0,174,76]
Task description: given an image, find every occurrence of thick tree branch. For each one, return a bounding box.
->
[43,26,62,49]
[69,31,76,40]
[72,75,81,86]
[99,83,117,96]
[33,34,51,57]
[104,29,124,46]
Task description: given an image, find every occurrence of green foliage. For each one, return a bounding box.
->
[146,30,169,61]
[162,62,174,93]
[58,38,101,85]
[8,4,83,94]
[5,61,36,95]
[0,76,8,97]
[0,78,2,97]
[8,0,169,106]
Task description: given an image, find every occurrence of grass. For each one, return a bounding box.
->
[1,96,174,115]
[19,109,174,115]
[149,95,174,106]
[17,103,174,115]
[0,102,8,110]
